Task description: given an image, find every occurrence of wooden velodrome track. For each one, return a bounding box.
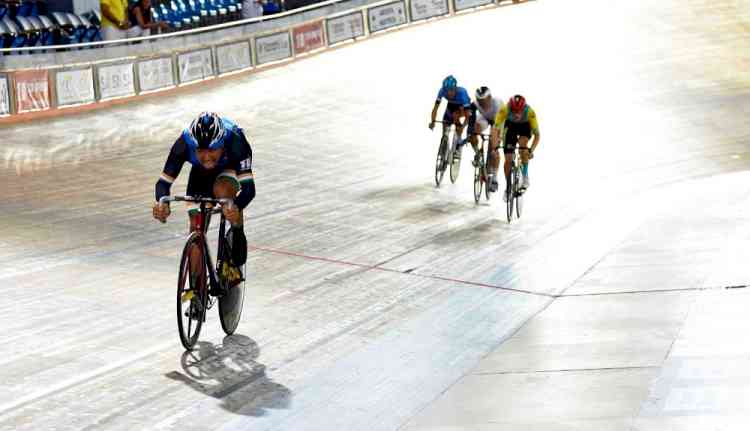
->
[1,0,749,429]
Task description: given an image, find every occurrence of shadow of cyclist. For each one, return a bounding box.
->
[165,334,292,416]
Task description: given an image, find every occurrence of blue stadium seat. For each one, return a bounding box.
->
[50,11,75,45]
[14,14,39,47]
[2,16,26,49]
[76,14,98,42]
[29,15,54,45]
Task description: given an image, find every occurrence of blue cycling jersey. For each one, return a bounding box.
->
[436,86,471,107]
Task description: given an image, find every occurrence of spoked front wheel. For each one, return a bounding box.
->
[516,180,524,219]
[473,163,483,204]
[450,141,462,184]
[177,233,208,350]
[435,136,448,187]
[506,169,515,223]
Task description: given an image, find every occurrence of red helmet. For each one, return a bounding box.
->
[509,95,526,114]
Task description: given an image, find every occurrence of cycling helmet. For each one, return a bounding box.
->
[509,95,527,114]
[188,112,226,150]
[442,75,457,91]
[476,86,492,100]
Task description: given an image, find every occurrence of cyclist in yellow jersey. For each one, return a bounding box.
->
[489,95,540,197]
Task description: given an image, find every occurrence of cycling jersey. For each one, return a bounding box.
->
[436,86,471,107]
[494,104,539,134]
[473,97,504,123]
[155,117,256,210]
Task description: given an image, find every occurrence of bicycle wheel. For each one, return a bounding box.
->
[473,162,482,204]
[506,168,514,223]
[435,136,448,187]
[450,141,462,184]
[515,172,524,219]
[219,265,246,335]
[177,232,208,350]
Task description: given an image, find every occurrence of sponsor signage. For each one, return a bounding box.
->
[0,75,10,115]
[178,49,214,84]
[216,41,252,75]
[255,31,292,65]
[410,0,449,21]
[368,1,407,33]
[454,0,493,11]
[138,57,175,92]
[293,20,325,55]
[326,12,365,45]
[98,63,136,100]
[56,68,95,106]
[14,70,50,112]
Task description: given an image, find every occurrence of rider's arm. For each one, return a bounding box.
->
[155,136,188,203]
[430,101,440,124]
[232,134,256,210]
[528,108,540,153]
[492,106,509,148]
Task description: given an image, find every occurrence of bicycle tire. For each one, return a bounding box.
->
[219,268,245,335]
[516,175,524,219]
[450,141,462,184]
[177,232,208,350]
[484,150,491,201]
[506,166,514,223]
[435,136,448,187]
[473,162,482,204]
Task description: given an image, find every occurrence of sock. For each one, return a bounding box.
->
[522,163,529,177]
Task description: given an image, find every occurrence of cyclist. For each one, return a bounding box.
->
[467,86,504,169]
[429,75,471,153]
[490,95,540,197]
[152,112,256,286]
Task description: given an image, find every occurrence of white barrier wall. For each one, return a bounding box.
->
[0,75,10,116]
[138,57,176,93]
[2,0,514,116]
[98,63,137,100]
[368,1,407,33]
[326,11,365,45]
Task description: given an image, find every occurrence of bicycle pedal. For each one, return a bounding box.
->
[181,290,194,303]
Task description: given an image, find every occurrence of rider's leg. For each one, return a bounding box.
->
[519,136,531,188]
[213,175,246,266]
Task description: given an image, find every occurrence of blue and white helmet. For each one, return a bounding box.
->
[188,112,226,150]
[442,75,457,91]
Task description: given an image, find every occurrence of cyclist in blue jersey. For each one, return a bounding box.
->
[429,75,470,150]
[152,112,256,284]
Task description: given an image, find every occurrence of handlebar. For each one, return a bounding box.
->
[159,196,233,206]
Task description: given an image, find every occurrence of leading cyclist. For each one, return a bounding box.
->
[152,112,256,284]
[429,75,471,153]
[490,95,540,197]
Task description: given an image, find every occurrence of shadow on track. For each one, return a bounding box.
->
[165,334,292,416]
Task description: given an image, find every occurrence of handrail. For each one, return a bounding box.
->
[0,0,350,53]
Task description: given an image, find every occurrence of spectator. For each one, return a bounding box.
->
[262,0,281,15]
[126,0,169,38]
[242,0,263,19]
[100,0,130,40]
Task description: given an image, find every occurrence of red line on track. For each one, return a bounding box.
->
[248,245,555,298]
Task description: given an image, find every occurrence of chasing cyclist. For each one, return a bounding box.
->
[490,95,540,197]
[152,112,256,286]
[467,86,504,168]
[429,75,471,153]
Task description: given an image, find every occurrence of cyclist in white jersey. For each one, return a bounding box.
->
[467,87,505,184]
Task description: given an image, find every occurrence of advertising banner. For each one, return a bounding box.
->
[98,63,136,100]
[410,0,449,21]
[367,1,407,33]
[292,20,325,55]
[138,57,175,92]
[56,68,95,106]
[216,41,252,75]
[0,75,10,115]
[255,31,292,65]
[326,12,365,45]
[14,70,50,112]
[454,0,493,11]
[178,49,214,84]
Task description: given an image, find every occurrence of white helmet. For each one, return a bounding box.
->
[475,86,492,100]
